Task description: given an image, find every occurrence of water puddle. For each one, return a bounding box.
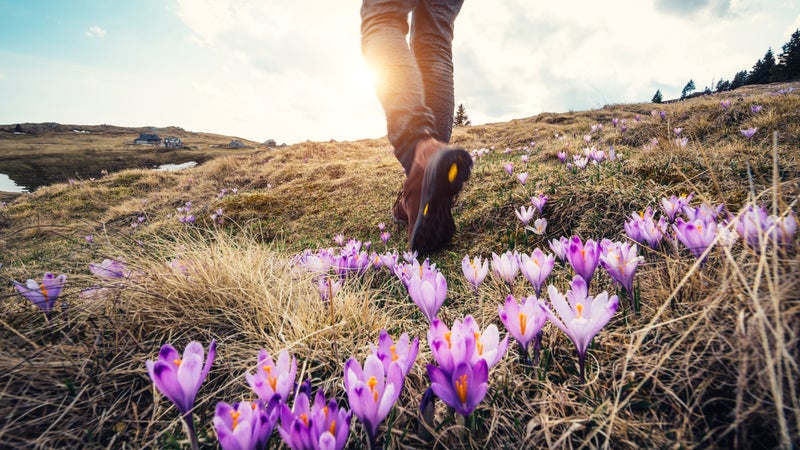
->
[0,173,28,193]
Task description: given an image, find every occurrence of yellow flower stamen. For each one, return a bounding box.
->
[576,303,584,319]
[444,331,452,348]
[474,332,484,355]
[173,358,182,367]
[519,312,528,336]
[455,374,469,404]
[329,420,336,435]
[390,345,399,362]
[368,376,379,403]
[263,365,278,392]
[230,410,241,430]
[300,413,309,427]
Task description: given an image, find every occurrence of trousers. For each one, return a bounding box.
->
[361,0,464,174]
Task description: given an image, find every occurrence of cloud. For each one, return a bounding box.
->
[85,25,107,38]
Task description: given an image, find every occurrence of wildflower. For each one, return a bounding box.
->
[549,236,569,262]
[519,248,555,297]
[625,208,665,249]
[405,266,447,323]
[371,329,419,377]
[427,359,488,417]
[740,127,757,139]
[13,273,67,321]
[521,154,529,163]
[278,390,351,450]
[317,276,342,303]
[675,137,688,147]
[246,349,297,403]
[529,218,547,235]
[85,235,94,244]
[498,294,548,359]
[504,163,514,175]
[530,194,548,215]
[611,118,619,127]
[378,251,398,272]
[720,100,731,110]
[683,202,724,223]
[751,105,763,114]
[565,236,600,286]
[333,234,345,246]
[146,340,216,415]
[344,354,404,447]
[659,111,666,120]
[660,193,694,222]
[673,127,682,136]
[516,172,529,185]
[402,250,418,263]
[461,254,489,292]
[515,205,535,226]
[599,240,644,301]
[380,231,391,245]
[378,222,385,231]
[557,151,567,162]
[214,399,278,450]
[544,276,618,383]
[89,259,130,279]
[574,157,588,170]
[673,217,718,261]
[491,251,520,286]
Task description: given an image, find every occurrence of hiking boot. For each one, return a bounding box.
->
[403,137,472,253]
[391,188,409,225]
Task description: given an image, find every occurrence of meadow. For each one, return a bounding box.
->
[0,81,798,449]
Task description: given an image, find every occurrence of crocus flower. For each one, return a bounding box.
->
[544,276,618,383]
[673,127,682,136]
[461,254,489,292]
[378,251,398,272]
[515,205,535,226]
[427,359,488,417]
[13,272,67,321]
[530,194,548,215]
[516,172,529,185]
[246,349,297,403]
[278,390,351,450]
[498,294,548,357]
[682,202,724,223]
[519,249,555,297]
[503,163,514,175]
[740,127,758,139]
[530,218,547,235]
[371,329,419,377]
[673,217,718,261]
[317,276,342,303]
[751,105,763,113]
[214,399,279,450]
[89,259,130,279]
[380,231,391,245]
[660,193,694,222]
[378,222,385,231]
[344,354,404,447]
[405,266,447,322]
[333,234,345,246]
[491,251,520,286]
[461,315,509,369]
[146,340,216,415]
[720,100,731,110]
[565,236,600,286]
[549,236,569,262]
[557,151,567,162]
[599,241,644,303]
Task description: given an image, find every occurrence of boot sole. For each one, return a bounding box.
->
[409,148,472,253]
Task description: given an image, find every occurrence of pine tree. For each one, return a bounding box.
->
[453,104,471,127]
[680,79,696,99]
[746,48,776,85]
[651,89,663,103]
[774,29,800,81]
[730,70,748,90]
[715,79,731,92]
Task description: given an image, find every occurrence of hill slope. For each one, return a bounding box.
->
[0,82,798,449]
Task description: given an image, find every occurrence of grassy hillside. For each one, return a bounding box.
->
[0,82,798,449]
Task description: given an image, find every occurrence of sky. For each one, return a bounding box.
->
[0,0,798,145]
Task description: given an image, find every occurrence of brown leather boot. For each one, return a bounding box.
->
[399,137,472,253]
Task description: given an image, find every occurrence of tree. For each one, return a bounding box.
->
[651,89,663,103]
[746,48,776,85]
[715,79,731,92]
[680,79,696,99]
[773,29,800,82]
[730,70,748,90]
[453,103,471,127]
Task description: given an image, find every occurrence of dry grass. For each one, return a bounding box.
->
[1,82,799,449]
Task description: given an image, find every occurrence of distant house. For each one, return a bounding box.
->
[134,133,162,146]
[163,137,184,149]
[228,139,246,149]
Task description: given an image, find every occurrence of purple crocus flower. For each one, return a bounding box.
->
[673,127,682,136]
[333,234,345,246]
[427,360,488,417]
[673,217,718,261]
[378,222,385,231]
[720,100,731,110]
[344,354,404,447]
[498,294,548,355]
[371,329,419,377]
[565,236,601,286]
[246,349,297,403]
[682,202,724,223]
[557,151,567,163]
[515,205,535,226]
[660,193,694,222]
[380,231,391,245]
[89,259,130,279]
[740,127,758,139]
[549,236,569,262]
[214,399,279,450]
[405,266,447,323]
[530,218,547,235]
[278,390,351,450]
[13,272,67,321]
[146,340,216,415]
[530,194,548,215]
[461,254,489,292]
[462,315,509,369]
[378,251,398,272]
[516,172,529,185]
[519,248,555,297]
[544,276,618,383]
[491,251,520,286]
[317,276,342,303]
[599,241,644,302]
[751,105,763,114]
[503,163,514,175]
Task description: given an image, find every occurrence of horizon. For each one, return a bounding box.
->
[0,1,798,143]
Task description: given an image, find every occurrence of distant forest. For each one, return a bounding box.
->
[651,28,800,103]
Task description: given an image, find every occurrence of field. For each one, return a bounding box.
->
[0,81,798,449]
